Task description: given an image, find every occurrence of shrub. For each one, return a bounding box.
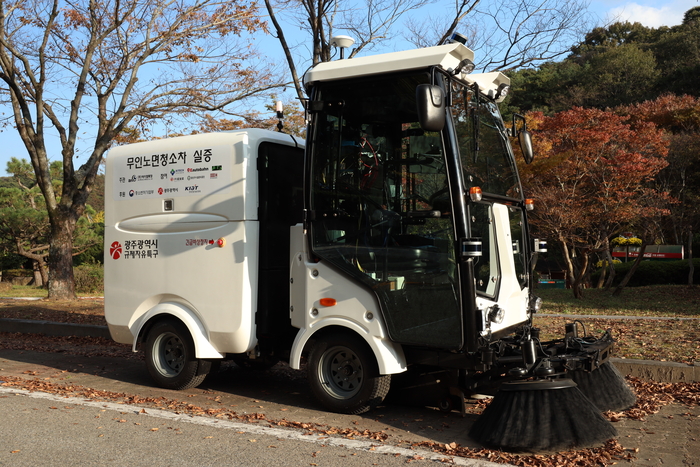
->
[0,269,34,286]
[1,269,33,279]
[74,263,104,294]
[591,259,700,287]
[0,281,11,293]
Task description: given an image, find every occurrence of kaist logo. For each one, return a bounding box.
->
[110,241,123,260]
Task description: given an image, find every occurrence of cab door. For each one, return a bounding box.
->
[307,74,464,350]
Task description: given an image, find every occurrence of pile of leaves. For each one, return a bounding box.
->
[1,373,698,467]
[625,377,700,418]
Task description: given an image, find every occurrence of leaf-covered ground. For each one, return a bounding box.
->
[534,316,700,364]
[2,287,700,466]
[1,371,698,467]
[534,285,700,364]
[0,298,105,325]
[3,285,700,364]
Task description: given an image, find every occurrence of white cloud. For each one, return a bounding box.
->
[599,0,698,28]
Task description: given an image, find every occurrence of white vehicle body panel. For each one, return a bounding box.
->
[288,226,407,374]
[104,130,302,357]
[304,43,474,85]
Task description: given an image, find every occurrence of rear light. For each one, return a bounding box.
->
[525,198,535,211]
[469,186,482,202]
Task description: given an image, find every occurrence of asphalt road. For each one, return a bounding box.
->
[0,336,698,466]
[1,389,486,467]
[0,345,509,467]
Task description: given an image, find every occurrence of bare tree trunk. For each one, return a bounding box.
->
[612,241,647,296]
[595,235,612,289]
[264,0,305,103]
[32,260,43,287]
[596,259,606,288]
[571,251,589,299]
[47,215,77,299]
[603,246,617,290]
[689,226,694,286]
[558,236,576,292]
[14,239,49,289]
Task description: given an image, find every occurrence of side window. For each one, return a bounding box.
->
[453,88,520,198]
[471,203,499,297]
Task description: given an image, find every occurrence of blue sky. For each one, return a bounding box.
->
[590,0,698,27]
[1,0,698,177]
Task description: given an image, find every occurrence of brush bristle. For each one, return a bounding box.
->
[469,381,617,452]
[570,362,637,412]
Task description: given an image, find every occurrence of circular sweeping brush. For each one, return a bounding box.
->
[469,379,617,452]
[570,362,637,412]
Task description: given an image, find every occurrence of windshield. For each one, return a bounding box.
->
[448,78,529,298]
[451,84,521,199]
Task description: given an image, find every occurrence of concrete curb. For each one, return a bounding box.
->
[2,318,698,383]
[611,357,699,383]
[542,312,700,321]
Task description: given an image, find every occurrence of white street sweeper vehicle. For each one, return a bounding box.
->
[104,34,635,452]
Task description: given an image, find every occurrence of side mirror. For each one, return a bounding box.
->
[416,84,445,132]
[512,113,534,164]
[519,129,534,164]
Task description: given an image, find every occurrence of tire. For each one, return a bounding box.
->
[145,319,209,390]
[308,333,391,415]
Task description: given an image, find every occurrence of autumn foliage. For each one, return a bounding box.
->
[0,0,279,298]
[521,107,669,297]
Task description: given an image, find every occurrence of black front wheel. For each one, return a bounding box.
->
[308,333,391,415]
[145,319,210,390]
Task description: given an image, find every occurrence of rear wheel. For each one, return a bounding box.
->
[145,319,209,390]
[308,333,391,415]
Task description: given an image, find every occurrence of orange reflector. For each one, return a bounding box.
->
[217,237,226,247]
[319,298,337,307]
[469,186,483,202]
[525,199,535,211]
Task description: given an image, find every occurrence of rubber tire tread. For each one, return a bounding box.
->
[308,332,391,415]
[145,319,208,390]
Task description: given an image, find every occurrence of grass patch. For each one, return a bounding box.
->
[537,285,700,317]
[0,284,102,298]
[0,284,49,298]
